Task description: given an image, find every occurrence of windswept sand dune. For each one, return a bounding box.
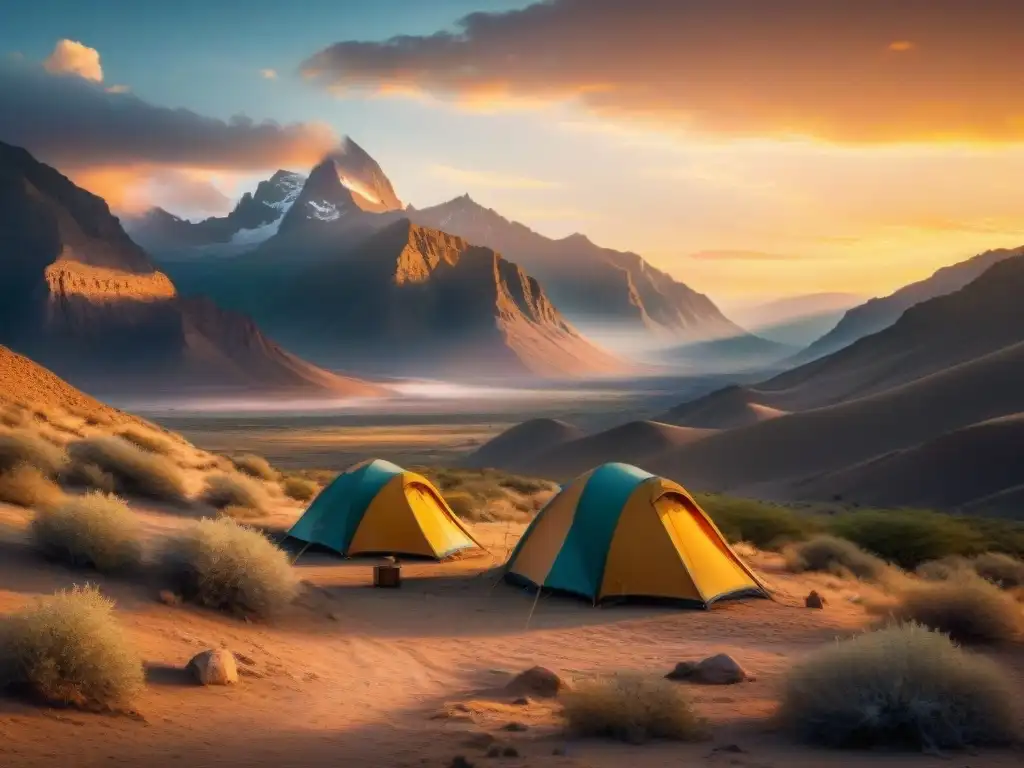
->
[519,420,717,480]
[649,341,1024,495]
[792,414,1024,512]
[463,418,584,469]
[660,385,788,430]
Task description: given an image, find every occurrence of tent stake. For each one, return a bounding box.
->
[525,585,543,629]
[290,541,312,566]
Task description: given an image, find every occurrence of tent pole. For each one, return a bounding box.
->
[525,585,543,629]
[290,541,312,566]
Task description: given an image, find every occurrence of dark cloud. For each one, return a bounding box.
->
[0,60,337,171]
[301,0,1024,143]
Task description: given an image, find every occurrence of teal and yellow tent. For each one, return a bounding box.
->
[287,459,483,559]
[503,463,767,607]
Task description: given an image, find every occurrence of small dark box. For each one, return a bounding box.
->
[374,564,401,588]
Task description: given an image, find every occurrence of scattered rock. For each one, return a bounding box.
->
[666,654,749,685]
[486,745,502,758]
[552,746,566,756]
[711,744,747,754]
[501,746,519,758]
[157,590,181,606]
[805,590,825,609]
[501,722,528,732]
[449,757,474,768]
[511,697,529,706]
[505,666,564,698]
[187,649,239,686]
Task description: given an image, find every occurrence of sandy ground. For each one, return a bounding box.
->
[1,502,1022,768]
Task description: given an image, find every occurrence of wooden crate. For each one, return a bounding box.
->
[373,564,401,588]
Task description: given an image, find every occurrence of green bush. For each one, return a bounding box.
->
[157,517,298,619]
[827,510,984,569]
[780,623,1018,748]
[0,586,144,710]
[68,437,187,503]
[31,492,142,573]
[888,576,1021,644]
[0,464,65,509]
[783,535,891,581]
[282,475,320,502]
[200,472,269,512]
[561,673,708,744]
[0,429,68,476]
[231,454,278,481]
[696,494,814,549]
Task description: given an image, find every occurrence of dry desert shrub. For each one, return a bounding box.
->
[157,517,298,619]
[68,437,187,503]
[0,429,68,477]
[0,403,32,429]
[31,492,142,573]
[887,576,1021,644]
[783,535,892,581]
[63,461,118,494]
[117,426,177,456]
[201,472,270,512]
[0,464,65,509]
[282,475,320,502]
[827,510,983,569]
[780,623,1019,749]
[970,552,1024,589]
[0,585,144,710]
[231,453,278,481]
[561,673,708,744]
[915,555,972,582]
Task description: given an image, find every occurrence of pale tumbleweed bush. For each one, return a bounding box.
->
[0,429,68,476]
[68,437,187,503]
[282,475,320,502]
[0,464,65,509]
[31,492,143,573]
[780,623,1019,749]
[0,586,144,710]
[970,552,1024,589]
[117,426,177,456]
[887,575,1021,644]
[157,517,298,619]
[231,454,278,481]
[561,673,708,744]
[201,472,270,512]
[783,535,892,581]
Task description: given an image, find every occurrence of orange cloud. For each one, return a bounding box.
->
[70,165,234,216]
[105,84,130,94]
[429,163,561,189]
[302,0,1024,144]
[689,250,808,261]
[43,39,103,82]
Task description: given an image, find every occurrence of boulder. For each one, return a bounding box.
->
[505,666,564,698]
[666,654,749,685]
[187,649,239,686]
[805,590,825,609]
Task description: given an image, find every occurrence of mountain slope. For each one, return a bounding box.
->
[660,385,789,429]
[792,246,1024,364]
[127,170,306,252]
[408,196,742,340]
[0,140,386,399]
[464,418,584,469]
[730,292,864,347]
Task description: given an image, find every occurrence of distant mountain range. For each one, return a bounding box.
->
[131,139,753,348]
[0,140,386,399]
[727,292,864,347]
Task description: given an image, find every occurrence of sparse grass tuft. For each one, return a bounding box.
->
[0,429,68,477]
[281,475,320,503]
[31,492,142,573]
[157,517,298,619]
[0,586,144,710]
[887,576,1021,644]
[68,437,187,503]
[561,673,708,744]
[783,535,892,581]
[231,454,278,481]
[414,466,557,523]
[696,494,814,549]
[117,426,177,456]
[0,464,65,509]
[780,622,1019,749]
[201,473,270,512]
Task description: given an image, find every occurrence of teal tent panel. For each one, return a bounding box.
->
[544,463,652,599]
[286,459,404,554]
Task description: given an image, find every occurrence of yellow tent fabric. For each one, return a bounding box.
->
[503,463,768,607]
[286,459,483,559]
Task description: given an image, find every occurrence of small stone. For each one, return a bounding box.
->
[552,746,566,756]
[501,746,519,758]
[665,660,699,680]
[157,590,181,606]
[684,654,749,685]
[449,757,474,768]
[511,697,529,706]
[501,722,528,732]
[712,744,746,753]
[505,666,564,698]
[486,745,502,758]
[463,732,498,750]
[187,649,238,686]
[805,590,825,609]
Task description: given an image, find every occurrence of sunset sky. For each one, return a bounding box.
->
[3,0,1024,306]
